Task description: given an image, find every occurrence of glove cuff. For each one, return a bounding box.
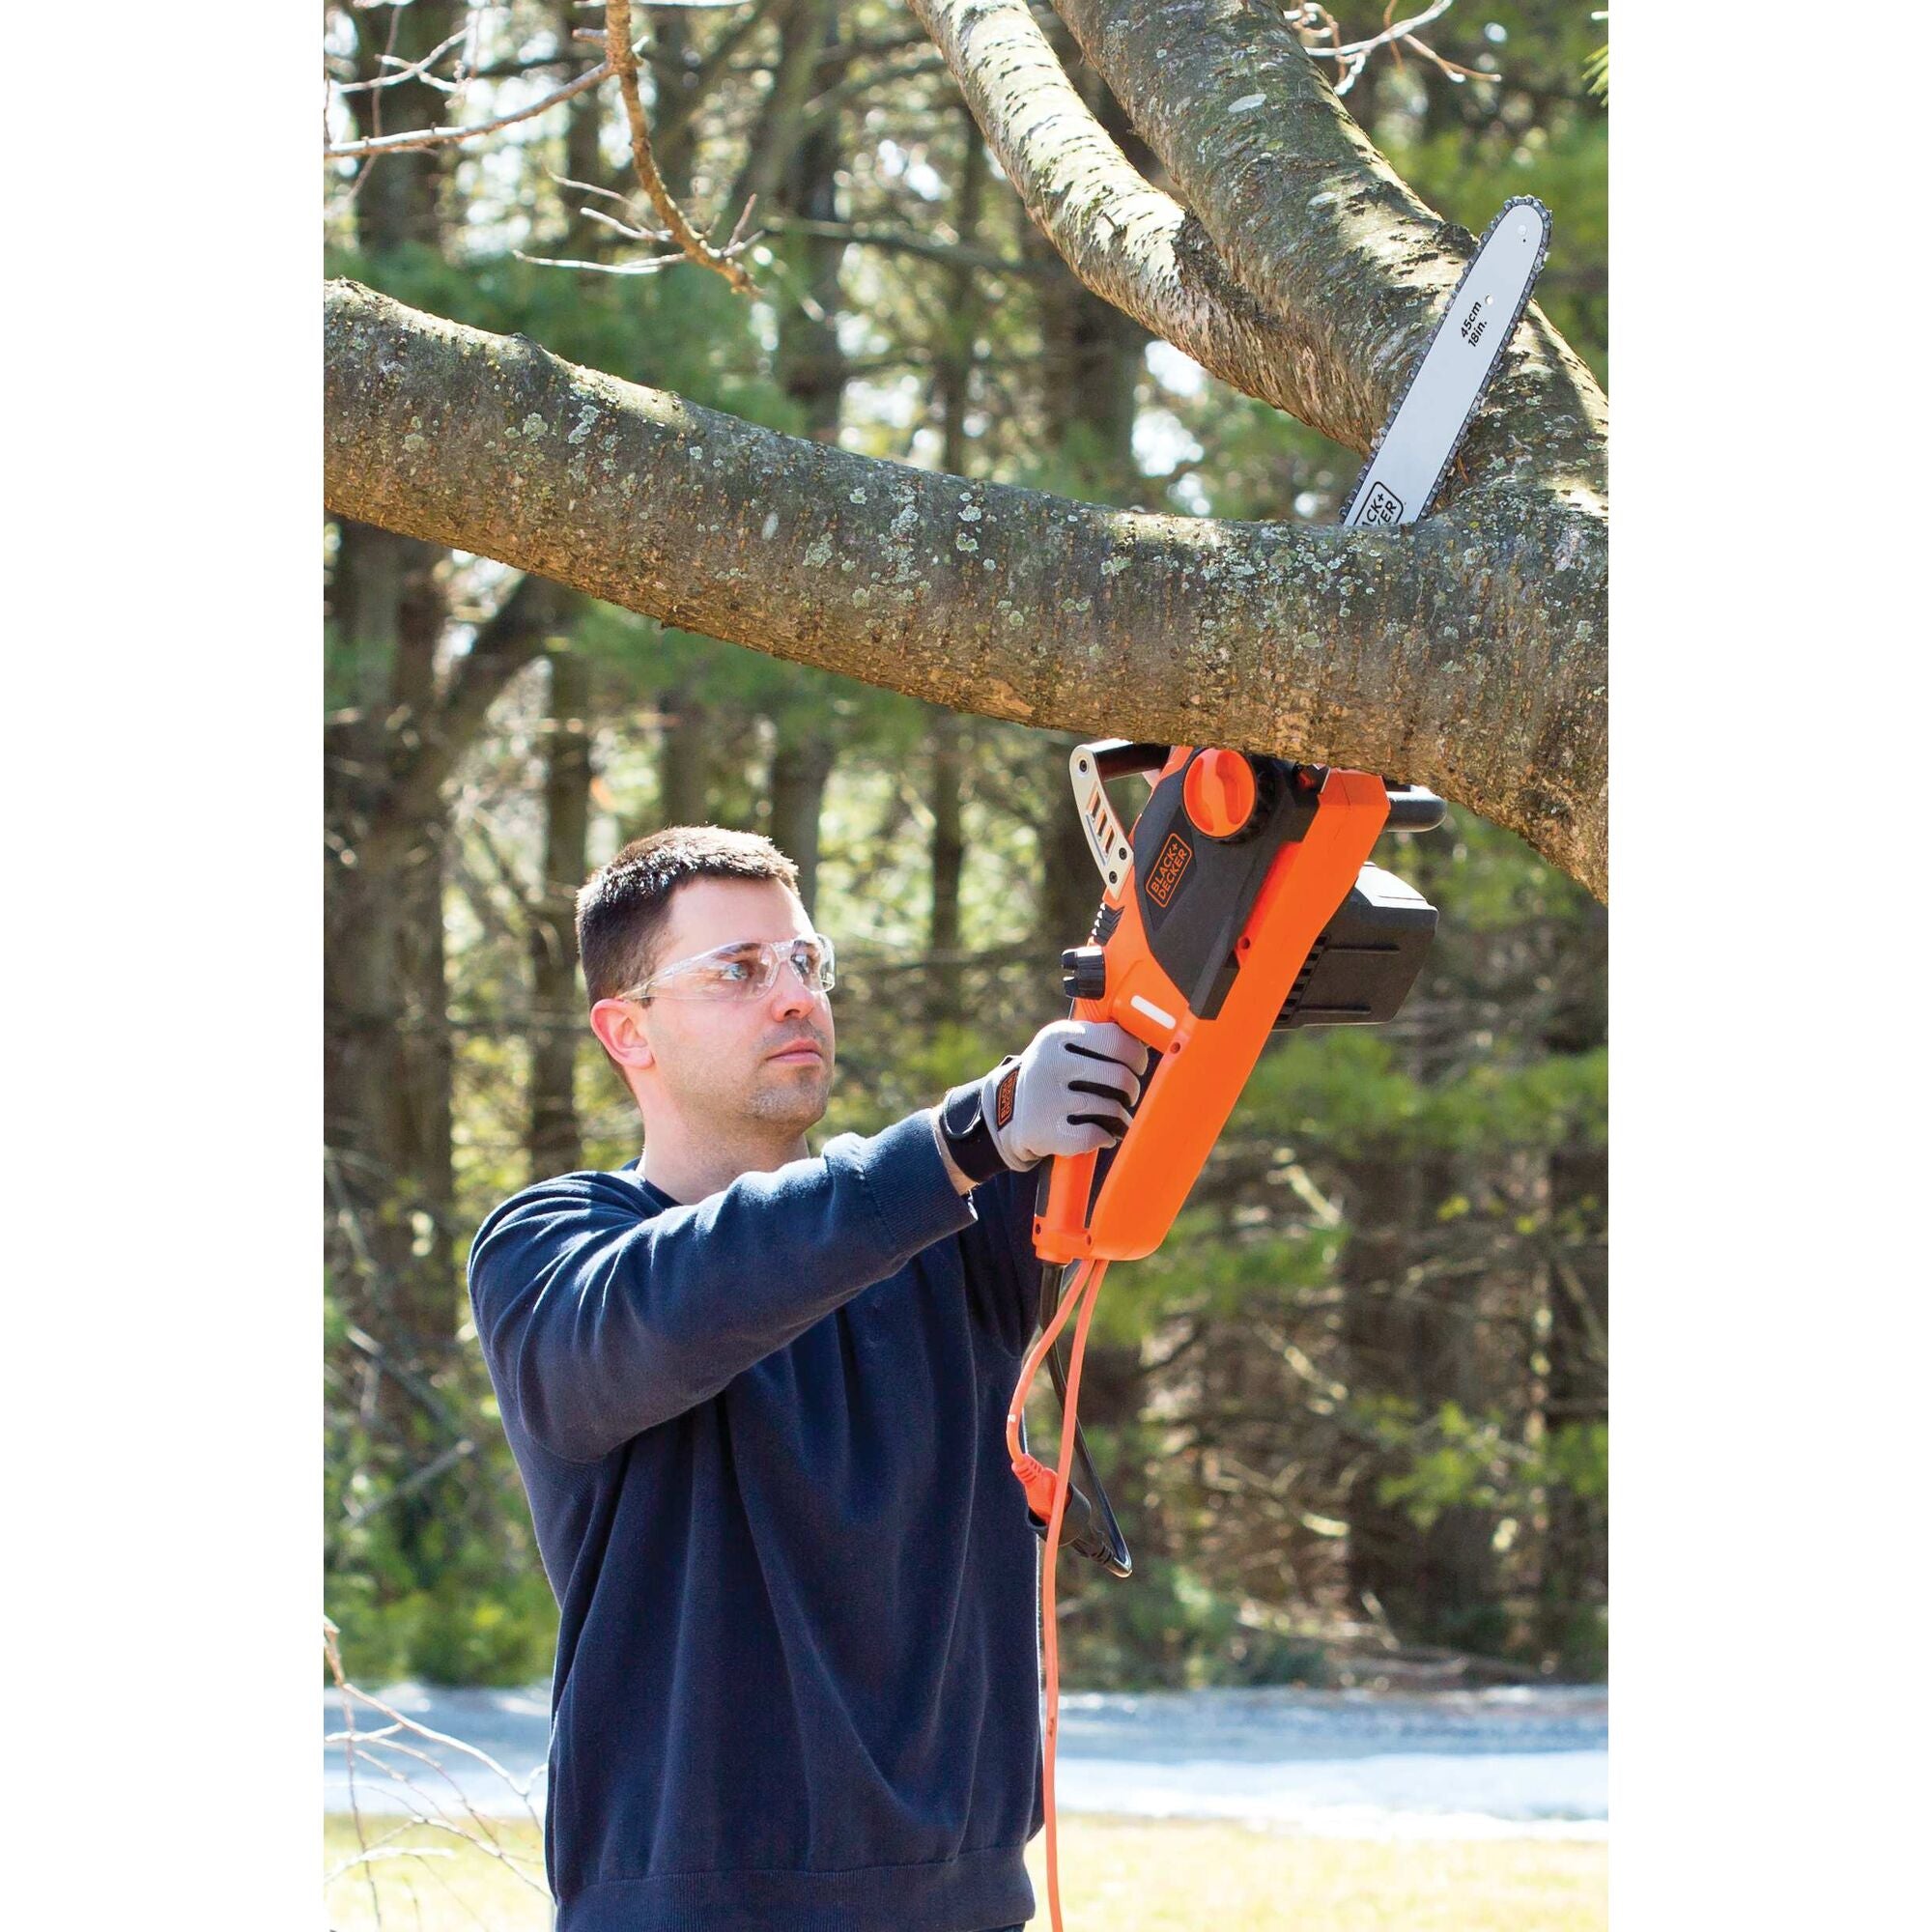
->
[937,1055,1024,1183]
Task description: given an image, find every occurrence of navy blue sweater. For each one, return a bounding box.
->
[467,1110,1046,1932]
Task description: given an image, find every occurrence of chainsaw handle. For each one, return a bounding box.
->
[1037,1145,1099,1263]
[1087,740,1172,783]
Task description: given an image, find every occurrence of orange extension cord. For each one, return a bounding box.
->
[1006,1255,1110,1932]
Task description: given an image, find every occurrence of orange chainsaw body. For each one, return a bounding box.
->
[1035,750,1397,1264]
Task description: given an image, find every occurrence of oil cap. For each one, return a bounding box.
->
[1183,749,1260,838]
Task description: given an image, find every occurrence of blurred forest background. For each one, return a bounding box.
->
[324,0,1606,1691]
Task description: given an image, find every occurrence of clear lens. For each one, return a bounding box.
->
[634,935,836,1002]
[793,935,835,994]
[672,945,767,998]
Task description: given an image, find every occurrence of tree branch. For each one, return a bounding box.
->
[758,213,1049,280]
[604,0,756,292]
[1047,0,1605,509]
[324,60,613,158]
[325,280,1605,895]
[902,0,1358,442]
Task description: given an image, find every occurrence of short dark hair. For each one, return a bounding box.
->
[576,826,802,1007]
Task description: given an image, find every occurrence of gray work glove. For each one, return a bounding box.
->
[987,1019,1152,1169]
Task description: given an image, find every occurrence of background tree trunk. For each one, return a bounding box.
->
[768,730,837,913]
[926,707,968,1022]
[934,114,987,478]
[528,650,593,1179]
[657,687,712,825]
[326,3,466,1421]
[1536,903,1608,1668]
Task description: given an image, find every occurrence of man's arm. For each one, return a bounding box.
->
[469,1110,976,1463]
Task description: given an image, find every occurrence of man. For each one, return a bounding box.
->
[468,824,1150,1932]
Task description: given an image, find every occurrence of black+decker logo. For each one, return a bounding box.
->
[1146,831,1194,908]
[994,1066,1018,1129]
[1359,481,1404,527]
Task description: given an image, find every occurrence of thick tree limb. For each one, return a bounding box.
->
[1048,0,1606,507]
[326,281,1605,895]
[902,0,1356,440]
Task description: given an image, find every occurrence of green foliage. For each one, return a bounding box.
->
[1360,1400,1607,1579]
[1367,1398,1517,1527]
[327,1543,558,1687]
[325,242,800,428]
[1546,1421,1610,1501]
[1239,1029,1605,1162]
[1585,15,1610,101]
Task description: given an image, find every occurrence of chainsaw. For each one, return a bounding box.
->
[1009,197,1551,1932]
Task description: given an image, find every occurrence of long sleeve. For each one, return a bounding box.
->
[467,1109,978,1463]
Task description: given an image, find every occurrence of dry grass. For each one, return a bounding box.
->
[323,1813,1606,1931]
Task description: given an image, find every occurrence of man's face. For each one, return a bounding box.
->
[621,878,835,1137]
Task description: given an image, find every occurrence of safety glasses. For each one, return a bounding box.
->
[618,933,837,1004]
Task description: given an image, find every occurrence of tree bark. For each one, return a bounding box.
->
[528,649,593,1179]
[346,0,459,251]
[768,728,837,912]
[934,117,988,478]
[657,683,711,825]
[727,0,841,230]
[326,280,1606,895]
[1535,901,1608,1667]
[771,4,847,441]
[324,526,459,1399]
[926,707,968,1020]
[1338,1151,1499,1651]
[327,1,469,1428]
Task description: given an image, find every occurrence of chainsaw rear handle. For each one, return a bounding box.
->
[1087,740,1173,782]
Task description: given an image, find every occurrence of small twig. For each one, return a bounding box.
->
[580,204,670,242]
[514,245,725,275]
[603,0,755,294]
[325,1838,458,1884]
[758,214,1045,281]
[545,167,631,207]
[544,165,652,217]
[1282,0,1492,94]
[1402,36,1489,84]
[324,1618,385,1927]
[329,1732,524,1859]
[330,1686,541,1801]
[324,59,611,159]
[329,25,474,95]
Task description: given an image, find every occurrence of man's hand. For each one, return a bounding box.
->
[932,1020,1152,1190]
[992,1019,1151,1168]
